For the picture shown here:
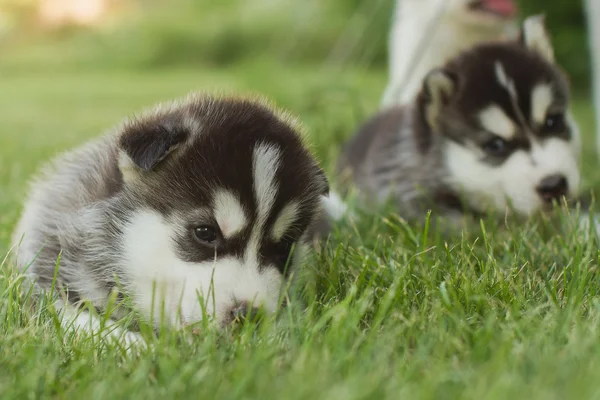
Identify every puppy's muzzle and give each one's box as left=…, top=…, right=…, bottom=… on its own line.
left=227, top=301, right=263, bottom=325
left=537, top=174, right=568, bottom=203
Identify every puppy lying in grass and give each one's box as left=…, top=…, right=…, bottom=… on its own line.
left=11, top=94, right=329, bottom=348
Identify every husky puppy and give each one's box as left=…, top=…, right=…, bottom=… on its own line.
left=381, top=0, right=518, bottom=108
left=11, top=94, right=329, bottom=345
left=335, top=16, right=580, bottom=226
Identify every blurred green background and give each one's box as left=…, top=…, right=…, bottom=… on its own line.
left=0, top=0, right=592, bottom=90
left=0, top=0, right=596, bottom=231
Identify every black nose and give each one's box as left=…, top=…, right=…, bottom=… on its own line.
left=229, top=301, right=261, bottom=324
left=536, top=174, right=568, bottom=203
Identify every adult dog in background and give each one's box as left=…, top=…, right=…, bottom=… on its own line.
left=381, top=0, right=518, bottom=108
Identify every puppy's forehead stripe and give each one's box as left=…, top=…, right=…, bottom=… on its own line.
left=478, top=105, right=516, bottom=139
left=245, top=142, right=282, bottom=265
left=494, top=61, right=510, bottom=92
left=213, top=189, right=247, bottom=238
left=252, top=143, right=282, bottom=219
left=494, top=62, right=517, bottom=100
left=531, top=83, right=553, bottom=125
left=493, top=60, right=532, bottom=129
left=271, top=201, right=299, bottom=241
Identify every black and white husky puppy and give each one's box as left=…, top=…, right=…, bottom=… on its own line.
left=381, top=0, right=518, bottom=108
left=11, top=94, right=329, bottom=344
left=334, top=16, right=581, bottom=226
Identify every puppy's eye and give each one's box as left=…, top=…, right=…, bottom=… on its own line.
left=482, top=137, right=509, bottom=157
left=542, top=113, right=565, bottom=133
left=193, top=226, right=217, bottom=243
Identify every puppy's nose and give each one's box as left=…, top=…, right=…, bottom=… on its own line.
left=229, top=301, right=261, bottom=324
left=537, top=174, right=568, bottom=203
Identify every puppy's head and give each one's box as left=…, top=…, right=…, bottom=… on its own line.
left=418, top=15, right=580, bottom=216
left=116, top=94, right=328, bottom=328
left=446, top=0, right=517, bottom=28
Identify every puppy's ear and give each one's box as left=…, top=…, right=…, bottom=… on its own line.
left=118, top=122, right=189, bottom=182
left=518, top=14, right=554, bottom=63
left=421, top=68, right=457, bottom=131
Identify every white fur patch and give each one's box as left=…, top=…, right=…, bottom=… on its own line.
left=252, top=143, right=281, bottom=220
left=494, top=61, right=530, bottom=127
left=495, top=62, right=517, bottom=100
left=321, top=192, right=349, bottom=221
left=271, top=201, right=299, bottom=241
left=121, top=210, right=283, bottom=328
left=248, top=143, right=282, bottom=262
left=478, top=105, right=516, bottom=139
left=213, top=189, right=247, bottom=238
left=531, top=84, right=554, bottom=125
left=57, top=301, right=145, bottom=353
left=445, top=136, right=580, bottom=216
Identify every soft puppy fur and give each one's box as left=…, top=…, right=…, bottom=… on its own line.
left=11, top=93, right=329, bottom=344
left=381, top=0, right=518, bottom=108
left=335, top=16, right=580, bottom=226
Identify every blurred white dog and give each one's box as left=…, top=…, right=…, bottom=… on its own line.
left=381, top=0, right=519, bottom=107
left=585, top=0, right=600, bottom=158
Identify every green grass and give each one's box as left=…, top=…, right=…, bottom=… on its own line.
left=2, top=58, right=600, bottom=399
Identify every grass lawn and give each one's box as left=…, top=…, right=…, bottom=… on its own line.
left=2, top=59, right=600, bottom=399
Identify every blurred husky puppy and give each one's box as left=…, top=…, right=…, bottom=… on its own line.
left=12, top=94, right=329, bottom=346
left=381, top=0, right=518, bottom=108
left=333, top=16, right=580, bottom=227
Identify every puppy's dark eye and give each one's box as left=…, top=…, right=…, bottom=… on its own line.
left=482, top=137, right=509, bottom=157
left=193, top=226, right=217, bottom=243
left=542, top=113, right=565, bottom=133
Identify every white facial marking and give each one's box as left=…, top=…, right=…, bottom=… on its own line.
left=495, top=61, right=509, bottom=89
left=531, top=83, right=554, bottom=125
left=252, top=143, right=281, bottom=219
left=495, top=61, right=517, bottom=100
left=247, top=143, right=282, bottom=261
left=478, top=105, right=516, bottom=139
left=494, top=61, right=532, bottom=128
left=445, top=136, right=580, bottom=216
left=213, top=189, right=247, bottom=238
left=121, top=210, right=283, bottom=328
left=271, top=201, right=299, bottom=241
